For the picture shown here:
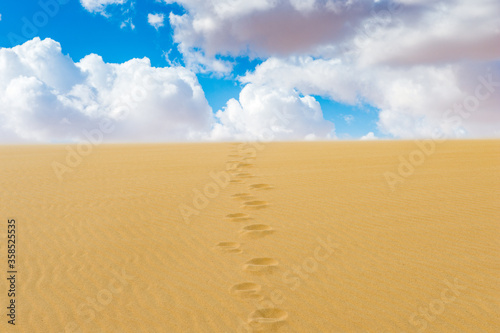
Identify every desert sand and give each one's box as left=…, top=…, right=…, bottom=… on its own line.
left=0, top=140, right=499, bottom=332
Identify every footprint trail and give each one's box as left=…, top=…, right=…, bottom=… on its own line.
left=216, top=143, right=288, bottom=330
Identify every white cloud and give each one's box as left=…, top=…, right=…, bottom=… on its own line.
left=0, top=38, right=338, bottom=143
left=164, top=0, right=373, bottom=72
left=80, top=0, right=128, bottom=14
left=120, top=17, right=135, bottom=29
left=160, top=0, right=500, bottom=139
left=0, top=13, right=2, bottom=21
left=165, top=0, right=500, bottom=69
left=210, top=83, right=335, bottom=141
left=148, top=13, right=165, bottom=30
left=3, top=0, right=500, bottom=142
left=352, top=0, right=500, bottom=67
left=242, top=57, right=360, bottom=105
left=360, top=132, right=377, bottom=140
left=344, top=115, right=354, bottom=124
left=239, top=55, right=500, bottom=139
left=0, top=38, right=213, bottom=142
left=289, top=0, right=317, bottom=12
left=168, top=12, right=233, bottom=74
left=165, top=0, right=373, bottom=55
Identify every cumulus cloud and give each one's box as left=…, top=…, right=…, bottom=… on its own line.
left=0, top=38, right=339, bottom=143
left=165, top=0, right=372, bottom=55
left=158, top=0, right=499, bottom=139
left=0, top=38, right=214, bottom=142
left=3, top=0, right=500, bottom=142
left=164, top=0, right=373, bottom=71
left=241, top=55, right=500, bottom=139
left=360, top=132, right=377, bottom=140
left=191, top=0, right=497, bottom=139
left=80, top=0, right=128, bottom=14
left=351, top=0, right=500, bottom=67
left=165, top=0, right=499, bottom=67
left=148, top=13, right=165, bottom=30
left=210, top=83, right=335, bottom=141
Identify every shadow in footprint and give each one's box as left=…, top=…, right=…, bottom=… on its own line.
left=238, top=163, right=254, bottom=168
left=239, top=224, right=275, bottom=239
left=230, top=282, right=263, bottom=301
left=215, top=242, right=242, bottom=254
left=248, top=308, right=288, bottom=332
left=225, top=213, right=252, bottom=222
left=235, top=172, right=254, bottom=178
left=249, top=184, right=273, bottom=191
left=231, top=193, right=256, bottom=201
left=242, top=200, right=269, bottom=210
left=243, top=258, right=279, bottom=274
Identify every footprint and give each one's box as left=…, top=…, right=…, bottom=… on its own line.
left=242, top=224, right=273, bottom=232
left=230, top=179, right=244, bottom=183
left=230, top=282, right=263, bottom=300
left=215, top=242, right=242, bottom=254
left=235, top=172, right=254, bottom=178
left=225, top=213, right=252, bottom=222
left=243, top=200, right=269, bottom=209
left=248, top=308, right=288, bottom=331
left=237, top=163, right=254, bottom=168
left=232, top=192, right=251, bottom=198
left=243, top=258, right=279, bottom=273
left=239, top=224, right=275, bottom=239
left=249, top=183, right=273, bottom=190
left=231, top=193, right=256, bottom=201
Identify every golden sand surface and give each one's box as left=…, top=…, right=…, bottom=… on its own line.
left=0, top=140, right=499, bottom=332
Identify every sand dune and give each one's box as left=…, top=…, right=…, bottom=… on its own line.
left=0, top=140, right=499, bottom=332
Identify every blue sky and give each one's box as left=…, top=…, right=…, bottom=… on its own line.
left=0, top=1, right=184, bottom=66
left=0, top=0, right=498, bottom=142
left=0, top=0, right=386, bottom=141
